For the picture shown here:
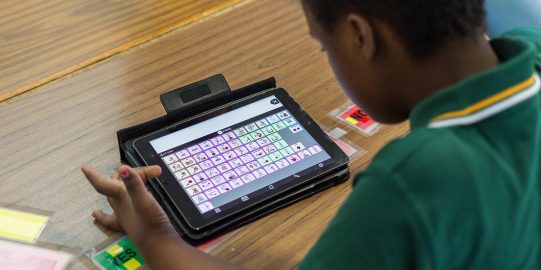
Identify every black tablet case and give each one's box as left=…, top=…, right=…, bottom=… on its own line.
left=117, top=75, right=350, bottom=245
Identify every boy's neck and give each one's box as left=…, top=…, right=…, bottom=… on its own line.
left=400, top=34, right=500, bottom=113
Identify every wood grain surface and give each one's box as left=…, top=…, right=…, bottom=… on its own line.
left=0, top=0, right=242, bottom=102
left=0, top=0, right=409, bottom=269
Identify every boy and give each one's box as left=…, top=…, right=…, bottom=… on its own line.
left=82, top=0, right=541, bottom=269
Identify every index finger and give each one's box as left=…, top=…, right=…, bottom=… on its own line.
left=82, top=166, right=124, bottom=198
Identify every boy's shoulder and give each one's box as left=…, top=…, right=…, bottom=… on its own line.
left=358, top=126, right=480, bottom=185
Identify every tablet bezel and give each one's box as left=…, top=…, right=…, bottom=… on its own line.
left=133, top=88, right=349, bottom=231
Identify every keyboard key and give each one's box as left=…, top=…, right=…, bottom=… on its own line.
left=186, top=185, right=202, bottom=196
left=256, top=137, right=271, bottom=147
left=250, top=130, right=265, bottom=140
left=253, top=169, right=268, bottom=179
left=163, top=154, right=178, bottom=164
left=174, top=170, right=190, bottom=180
left=239, top=154, right=255, bottom=163
left=181, top=157, right=196, bottom=167
left=200, top=160, right=214, bottom=170
left=205, top=168, right=221, bottom=178
left=240, top=173, right=256, bottom=183
left=188, top=145, right=202, bottom=155
left=217, top=163, right=232, bottom=173
left=283, top=117, right=298, bottom=126
left=230, top=178, right=245, bottom=188
left=262, top=126, right=276, bottom=135
left=269, top=151, right=284, bottom=162
left=264, top=164, right=279, bottom=174
left=239, top=135, right=254, bottom=144
left=262, top=145, right=278, bottom=154
left=234, top=127, right=248, bottom=137
left=273, top=140, right=288, bottom=150
left=280, top=147, right=296, bottom=157
left=223, top=171, right=238, bottom=181
left=205, top=148, right=220, bottom=158
left=277, top=110, right=291, bottom=119
left=245, top=142, right=260, bottom=151
left=298, top=149, right=312, bottom=159
left=175, top=150, right=190, bottom=160
left=234, top=166, right=250, bottom=176
left=186, top=165, right=202, bottom=175
left=223, top=151, right=238, bottom=161
left=210, top=176, right=226, bottom=186
left=234, top=146, right=249, bottom=156
left=168, top=162, right=184, bottom=172
left=198, top=180, right=214, bottom=191
left=205, top=188, right=220, bottom=199
left=275, top=159, right=290, bottom=169
left=286, top=154, right=301, bottom=164
left=222, top=132, right=237, bottom=141
left=217, top=183, right=233, bottom=194
left=228, top=139, right=243, bottom=149
left=289, top=125, right=303, bottom=133
left=258, top=156, right=273, bottom=166
left=217, top=144, right=231, bottom=153
left=266, top=114, right=281, bottom=124
left=246, top=161, right=261, bottom=171
left=197, top=202, right=214, bottom=213
left=229, top=158, right=244, bottom=168
left=192, top=173, right=208, bottom=182
left=244, top=123, right=258, bottom=132
left=252, top=149, right=266, bottom=158
left=193, top=152, right=209, bottom=162
left=199, top=140, right=214, bottom=150
left=211, top=155, right=226, bottom=166
left=255, top=119, right=270, bottom=128
left=291, top=142, right=306, bottom=152
left=192, top=193, right=208, bottom=204
left=272, top=121, right=287, bottom=131
left=309, top=145, right=323, bottom=154
left=268, top=133, right=282, bottom=142
left=179, top=177, right=196, bottom=188
left=211, top=136, right=225, bottom=146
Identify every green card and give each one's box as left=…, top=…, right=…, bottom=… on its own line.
left=93, top=236, right=145, bottom=270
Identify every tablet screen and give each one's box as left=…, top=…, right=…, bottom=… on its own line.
left=151, top=95, right=331, bottom=217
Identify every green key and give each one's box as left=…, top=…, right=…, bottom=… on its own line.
left=262, top=126, right=276, bottom=135
left=272, top=121, right=287, bottom=131
left=258, top=156, right=273, bottom=166
left=280, top=147, right=295, bottom=157
left=240, top=135, right=253, bottom=144
left=250, top=130, right=265, bottom=140
left=270, top=151, right=284, bottom=161
left=274, top=140, right=289, bottom=150
left=268, top=133, right=282, bottom=142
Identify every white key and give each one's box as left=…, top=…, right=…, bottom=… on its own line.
left=198, top=180, right=214, bottom=191
left=197, top=202, right=214, bottom=213
left=163, top=154, right=178, bottom=164
left=185, top=185, right=202, bottom=196
left=168, top=162, right=184, bottom=172
left=217, top=183, right=233, bottom=194
left=192, top=193, right=208, bottom=204
left=210, top=176, right=226, bottom=186
left=205, top=188, right=220, bottom=199
left=179, top=177, right=196, bottom=188
left=230, top=178, right=244, bottom=188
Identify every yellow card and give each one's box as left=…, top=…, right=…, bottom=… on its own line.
left=0, top=207, right=49, bottom=243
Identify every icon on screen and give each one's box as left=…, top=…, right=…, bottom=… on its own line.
left=270, top=99, right=280, bottom=105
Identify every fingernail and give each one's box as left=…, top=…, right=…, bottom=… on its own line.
left=120, top=170, right=129, bottom=178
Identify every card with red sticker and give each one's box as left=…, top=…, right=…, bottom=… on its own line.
left=331, top=104, right=381, bottom=135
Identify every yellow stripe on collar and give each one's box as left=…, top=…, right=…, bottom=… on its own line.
left=431, top=74, right=537, bottom=124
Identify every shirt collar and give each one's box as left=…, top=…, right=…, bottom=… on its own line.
left=409, top=36, right=540, bottom=130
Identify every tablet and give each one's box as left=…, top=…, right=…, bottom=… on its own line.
left=133, top=88, right=349, bottom=231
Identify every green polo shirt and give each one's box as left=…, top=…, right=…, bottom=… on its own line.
left=300, top=28, right=541, bottom=270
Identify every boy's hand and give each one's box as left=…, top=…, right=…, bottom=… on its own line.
left=82, top=165, right=178, bottom=248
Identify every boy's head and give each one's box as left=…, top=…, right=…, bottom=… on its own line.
left=301, top=0, right=488, bottom=123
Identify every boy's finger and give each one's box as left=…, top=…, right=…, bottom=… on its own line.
left=117, top=166, right=156, bottom=209
left=82, top=166, right=123, bottom=198
left=92, top=210, right=124, bottom=232
left=133, top=166, right=162, bottom=180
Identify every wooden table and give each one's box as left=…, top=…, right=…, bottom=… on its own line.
left=0, top=0, right=409, bottom=269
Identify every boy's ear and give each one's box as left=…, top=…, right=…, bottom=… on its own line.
left=346, top=14, right=377, bottom=62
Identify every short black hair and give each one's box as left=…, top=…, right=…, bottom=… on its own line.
left=303, top=0, right=487, bottom=59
